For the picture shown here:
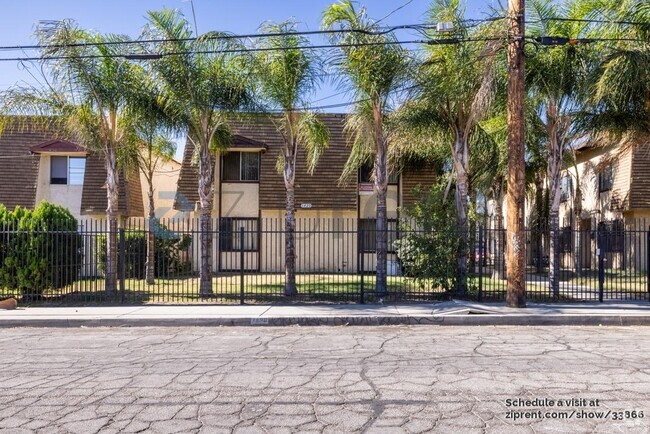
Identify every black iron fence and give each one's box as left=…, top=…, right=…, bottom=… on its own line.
left=1, top=217, right=649, bottom=304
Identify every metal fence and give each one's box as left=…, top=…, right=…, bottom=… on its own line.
left=1, top=217, right=649, bottom=304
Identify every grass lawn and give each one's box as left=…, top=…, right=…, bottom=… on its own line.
left=1, top=273, right=449, bottom=305
left=3, top=270, right=647, bottom=304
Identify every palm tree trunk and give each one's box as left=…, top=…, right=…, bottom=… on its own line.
left=373, top=106, right=388, bottom=298
left=574, top=211, right=582, bottom=277
left=105, top=145, right=119, bottom=298
left=468, top=188, right=477, bottom=273
left=452, top=133, right=469, bottom=297
left=534, top=174, right=544, bottom=274
left=492, top=180, right=505, bottom=280
left=547, top=101, right=562, bottom=298
left=454, top=166, right=469, bottom=297
left=549, top=208, right=560, bottom=298
left=284, top=174, right=297, bottom=296
left=146, top=182, right=155, bottom=285
left=573, top=171, right=583, bottom=277
left=198, top=144, right=214, bottom=297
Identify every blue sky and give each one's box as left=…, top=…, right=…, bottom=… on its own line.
left=0, top=0, right=501, bottom=158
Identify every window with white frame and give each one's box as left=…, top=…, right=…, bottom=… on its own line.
left=50, top=156, right=86, bottom=185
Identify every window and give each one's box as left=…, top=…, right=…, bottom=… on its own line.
left=599, top=164, right=614, bottom=192
left=358, top=219, right=398, bottom=253
left=560, top=176, right=572, bottom=202
left=50, top=156, right=86, bottom=185
left=598, top=219, right=624, bottom=253
left=222, top=152, right=260, bottom=182
left=359, top=163, right=399, bottom=184
left=219, top=218, right=259, bottom=251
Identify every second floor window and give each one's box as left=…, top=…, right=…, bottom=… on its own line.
left=50, top=156, right=86, bottom=185
left=560, top=176, right=572, bottom=202
left=599, top=164, right=614, bottom=192
left=222, top=152, right=260, bottom=182
left=359, top=163, right=399, bottom=184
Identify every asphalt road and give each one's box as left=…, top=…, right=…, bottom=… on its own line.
left=1, top=326, right=649, bottom=433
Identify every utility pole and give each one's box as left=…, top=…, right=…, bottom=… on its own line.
left=506, top=0, right=527, bottom=308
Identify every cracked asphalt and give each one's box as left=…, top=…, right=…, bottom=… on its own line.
left=1, top=326, right=649, bottom=433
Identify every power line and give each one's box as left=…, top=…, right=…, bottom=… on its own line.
left=534, top=17, right=650, bottom=27
left=376, top=0, right=415, bottom=25
left=0, top=37, right=503, bottom=63
left=0, top=24, right=437, bottom=53
left=0, top=18, right=506, bottom=53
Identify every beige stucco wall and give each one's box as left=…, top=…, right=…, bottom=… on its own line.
left=257, top=210, right=358, bottom=273
left=359, top=185, right=399, bottom=219
left=221, top=183, right=259, bottom=217
left=558, top=145, right=631, bottom=226
left=139, top=158, right=189, bottom=220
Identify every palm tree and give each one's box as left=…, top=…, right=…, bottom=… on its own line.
left=253, top=21, right=330, bottom=296
left=145, top=9, right=254, bottom=296
left=397, top=0, right=502, bottom=295
left=0, top=21, right=141, bottom=297
left=577, top=0, right=650, bottom=138
left=527, top=0, right=589, bottom=297
left=322, top=0, right=410, bottom=297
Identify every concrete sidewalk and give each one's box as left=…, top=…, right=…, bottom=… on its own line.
left=1, top=299, right=649, bottom=327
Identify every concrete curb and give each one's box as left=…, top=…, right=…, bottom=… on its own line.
left=1, top=314, right=650, bottom=328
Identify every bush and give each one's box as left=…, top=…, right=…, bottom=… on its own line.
left=395, top=183, right=460, bottom=293
left=98, top=223, right=192, bottom=279
left=0, top=202, right=83, bottom=297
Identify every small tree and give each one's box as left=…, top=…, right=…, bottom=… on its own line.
left=396, top=184, right=460, bottom=294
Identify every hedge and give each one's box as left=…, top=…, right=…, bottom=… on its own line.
left=98, top=224, right=192, bottom=279
left=0, top=202, right=83, bottom=297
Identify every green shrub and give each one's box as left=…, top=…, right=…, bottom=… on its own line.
left=0, top=202, right=83, bottom=297
left=395, top=183, right=461, bottom=293
left=98, top=223, right=192, bottom=279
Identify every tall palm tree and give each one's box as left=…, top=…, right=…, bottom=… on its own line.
left=122, top=64, right=177, bottom=285
left=397, top=0, right=502, bottom=295
left=0, top=21, right=141, bottom=298
left=253, top=21, right=330, bottom=296
left=322, top=0, right=410, bottom=297
left=577, top=0, right=650, bottom=138
left=145, top=9, right=254, bottom=296
left=526, top=0, right=589, bottom=297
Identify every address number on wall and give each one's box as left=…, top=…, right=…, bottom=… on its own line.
left=300, top=203, right=312, bottom=209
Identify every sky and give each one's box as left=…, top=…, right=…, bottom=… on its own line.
left=0, top=0, right=501, bottom=159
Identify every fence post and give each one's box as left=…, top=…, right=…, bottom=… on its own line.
left=119, top=227, right=125, bottom=304
left=359, top=228, right=365, bottom=304
left=598, top=226, right=604, bottom=303
left=647, top=227, right=650, bottom=299
left=478, top=226, right=483, bottom=302
left=240, top=226, right=245, bottom=305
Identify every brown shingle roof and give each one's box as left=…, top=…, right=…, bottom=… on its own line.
left=0, top=121, right=53, bottom=210
left=174, top=114, right=358, bottom=211
left=80, top=152, right=144, bottom=216
left=0, top=117, right=143, bottom=216
left=29, top=139, right=88, bottom=154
